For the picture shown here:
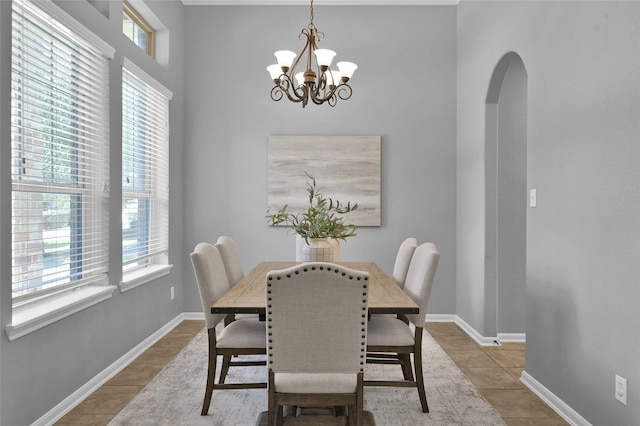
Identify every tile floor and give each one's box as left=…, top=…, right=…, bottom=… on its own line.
left=55, top=320, right=568, bottom=426
left=425, top=322, right=569, bottom=426
left=55, top=320, right=204, bottom=426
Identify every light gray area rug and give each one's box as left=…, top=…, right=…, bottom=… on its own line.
left=109, top=327, right=505, bottom=426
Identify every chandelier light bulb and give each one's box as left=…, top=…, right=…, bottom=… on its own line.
left=295, top=72, right=305, bottom=87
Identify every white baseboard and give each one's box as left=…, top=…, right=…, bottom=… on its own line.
left=427, top=315, right=526, bottom=345
left=425, top=314, right=457, bottom=322
left=521, top=371, right=592, bottom=426
left=182, top=311, right=205, bottom=321
left=33, top=313, right=193, bottom=426
left=453, top=315, right=501, bottom=346
left=497, top=332, right=526, bottom=343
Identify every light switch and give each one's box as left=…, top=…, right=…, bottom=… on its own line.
left=529, top=189, right=537, bottom=208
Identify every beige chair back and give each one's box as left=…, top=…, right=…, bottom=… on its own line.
left=190, top=243, right=230, bottom=329
left=215, top=236, right=244, bottom=286
left=266, top=262, right=368, bottom=374
left=404, top=243, right=440, bottom=326
left=392, top=237, right=418, bottom=288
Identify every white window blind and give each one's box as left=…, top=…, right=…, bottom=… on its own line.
left=122, top=60, right=171, bottom=271
left=11, top=0, right=112, bottom=302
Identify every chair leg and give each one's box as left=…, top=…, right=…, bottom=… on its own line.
left=276, top=406, right=284, bottom=426
left=268, top=371, right=276, bottom=426
left=400, top=353, right=414, bottom=381
left=202, top=328, right=217, bottom=415
left=219, top=354, right=232, bottom=384
left=414, top=327, right=429, bottom=413
left=356, top=372, right=364, bottom=426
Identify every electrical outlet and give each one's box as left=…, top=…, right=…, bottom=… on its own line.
left=170, top=286, right=175, bottom=300
left=615, top=375, right=627, bottom=405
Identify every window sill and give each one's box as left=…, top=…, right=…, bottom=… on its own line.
left=6, top=285, right=116, bottom=341
left=119, top=264, right=173, bottom=293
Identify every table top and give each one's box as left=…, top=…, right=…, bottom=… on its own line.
left=211, top=261, right=419, bottom=315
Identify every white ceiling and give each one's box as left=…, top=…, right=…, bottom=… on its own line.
left=181, top=0, right=459, bottom=5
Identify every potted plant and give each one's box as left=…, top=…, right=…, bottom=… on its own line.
left=266, top=172, right=358, bottom=261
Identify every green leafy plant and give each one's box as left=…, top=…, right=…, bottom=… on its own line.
left=266, top=172, right=359, bottom=244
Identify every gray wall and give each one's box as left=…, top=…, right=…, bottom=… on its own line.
left=457, top=1, right=640, bottom=424
left=182, top=5, right=458, bottom=314
left=0, top=1, right=186, bottom=425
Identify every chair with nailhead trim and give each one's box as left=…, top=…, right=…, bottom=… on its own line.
left=190, top=242, right=267, bottom=416
left=365, top=242, right=440, bottom=413
left=265, top=262, right=369, bottom=426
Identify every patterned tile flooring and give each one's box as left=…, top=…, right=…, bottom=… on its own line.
left=55, top=320, right=569, bottom=426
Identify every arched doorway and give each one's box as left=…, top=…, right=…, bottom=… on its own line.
left=485, top=52, right=528, bottom=340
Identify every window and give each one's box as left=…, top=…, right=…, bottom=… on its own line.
left=11, top=0, right=112, bottom=304
left=121, top=59, right=172, bottom=290
left=123, top=1, right=155, bottom=58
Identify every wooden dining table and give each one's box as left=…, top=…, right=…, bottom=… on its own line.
left=211, top=261, right=419, bottom=315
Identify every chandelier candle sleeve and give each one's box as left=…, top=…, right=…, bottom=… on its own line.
left=266, top=0, right=357, bottom=108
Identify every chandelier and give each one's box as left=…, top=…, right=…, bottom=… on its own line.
left=266, top=0, right=357, bottom=108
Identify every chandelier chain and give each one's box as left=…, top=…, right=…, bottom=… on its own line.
left=308, top=0, right=315, bottom=29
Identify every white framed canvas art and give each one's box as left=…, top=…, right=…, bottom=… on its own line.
left=268, top=135, right=381, bottom=226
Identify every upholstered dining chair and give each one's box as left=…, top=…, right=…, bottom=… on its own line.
left=295, top=235, right=341, bottom=261
left=215, top=236, right=244, bottom=286
left=369, top=237, right=417, bottom=322
left=190, top=242, right=267, bottom=416
left=266, top=263, right=369, bottom=426
left=392, top=237, right=418, bottom=288
left=365, top=242, right=440, bottom=413
left=215, top=235, right=259, bottom=323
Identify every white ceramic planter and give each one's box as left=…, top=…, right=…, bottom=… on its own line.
left=301, top=238, right=335, bottom=262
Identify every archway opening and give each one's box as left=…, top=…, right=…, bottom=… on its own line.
left=485, top=52, right=528, bottom=339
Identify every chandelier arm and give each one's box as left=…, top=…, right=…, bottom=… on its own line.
left=290, top=84, right=307, bottom=104
left=310, top=90, right=337, bottom=107
left=308, top=81, right=351, bottom=106
left=270, top=85, right=284, bottom=102
left=292, top=28, right=312, bottom=76
left=307, top=31, right=319, bottom=72
left=317, top=69, right=326, bottom=91
left=270, top=76, right=307, bottom=105
left=309, top=79, right=338, bottom=104
left=335, top=83, right=353, bottom=101
left=281, top=76, right=306, bottom=103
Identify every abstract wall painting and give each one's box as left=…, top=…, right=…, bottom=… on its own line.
left=268, top=135, right=381, bottom=226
